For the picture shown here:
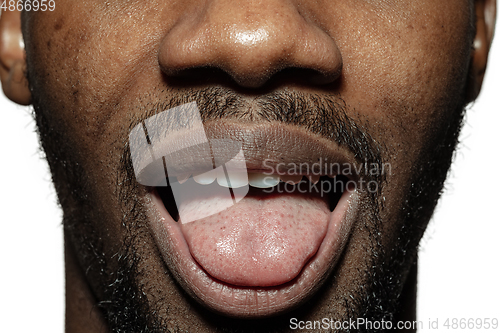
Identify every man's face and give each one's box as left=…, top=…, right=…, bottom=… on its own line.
left=1, top=0, right=494, bottom=331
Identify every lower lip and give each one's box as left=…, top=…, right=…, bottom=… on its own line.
left=146, top=185, right=358, bottom=318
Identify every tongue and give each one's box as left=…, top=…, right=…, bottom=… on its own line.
left=179, top=189, right=330, bottom=287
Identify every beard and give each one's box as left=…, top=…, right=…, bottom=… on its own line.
left=31, top=85, right=466, bottom=332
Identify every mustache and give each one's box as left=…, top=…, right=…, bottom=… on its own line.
left=132, top=87, right=384, bottom=167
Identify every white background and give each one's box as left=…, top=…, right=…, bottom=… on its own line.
left=1, top=24, right=499, bottom=333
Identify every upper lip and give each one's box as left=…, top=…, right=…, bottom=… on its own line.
left=133, top=120, right=361, bottom=185
left=204, top=121, right=359, bottom=175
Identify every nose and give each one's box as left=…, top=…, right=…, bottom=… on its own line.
left=158, top=0, right=342, bottom=88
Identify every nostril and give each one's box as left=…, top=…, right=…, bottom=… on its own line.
left=160, top=66, right=241, bottom=88
left=161, top=66, right=342, bottom=91
left=230, top=67, right=343, bottom=90
left=271, top=67, right=343, bottom=87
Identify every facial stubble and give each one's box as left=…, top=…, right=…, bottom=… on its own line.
left=31, top=85, right=466, bottom=332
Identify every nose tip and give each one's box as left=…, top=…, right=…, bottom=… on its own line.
left=158, top=1, right=342, bottom=88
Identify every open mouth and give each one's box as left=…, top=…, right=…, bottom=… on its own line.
left=137, top=121, right=360, bottom=317
left=155, top=174, right=350, bottom=288
left=148, top=168, right=357, bottom=317
left=157, top=174, right=349, bottom=223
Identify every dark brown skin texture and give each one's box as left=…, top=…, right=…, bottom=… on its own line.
left=0, top=0, right=496, bottom=332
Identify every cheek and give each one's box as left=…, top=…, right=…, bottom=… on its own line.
left=334, top=2, right=472, bottom=158
left=25, top=5, right=153, bottom=126
left=315, top=2, right=474, bottom=238
left=23, top=3, right=175, bottom=170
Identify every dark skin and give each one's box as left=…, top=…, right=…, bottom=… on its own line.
left=0, top=1, right=496, bottom=332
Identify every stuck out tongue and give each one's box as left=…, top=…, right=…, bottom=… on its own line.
left=179, top=189, right=330, bottom=287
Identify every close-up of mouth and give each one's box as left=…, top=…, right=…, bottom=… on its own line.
left=140, top=120, right=362, bottom=318
left=1, top=0, right=498, bottom=330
